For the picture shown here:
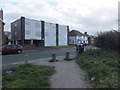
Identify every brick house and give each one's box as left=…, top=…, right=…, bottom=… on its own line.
left=0, top=9, right=5, bottom=46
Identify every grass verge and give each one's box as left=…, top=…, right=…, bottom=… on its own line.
left=2, top=63, right=55, bottom=88
left=76, top=49, right=119, bottom=88
left=46, top=45, right=75, bottom=48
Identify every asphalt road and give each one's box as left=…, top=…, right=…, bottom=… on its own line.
left=1, top=46, right=95, bottom=71
left=2, top=47, right=76, bottom=70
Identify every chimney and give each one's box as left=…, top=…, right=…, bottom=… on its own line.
left=0, top=9, right=3, bottom=20
left=84, top=32, right=87, bottom=35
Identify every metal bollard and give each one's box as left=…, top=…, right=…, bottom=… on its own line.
left=25, top=55, right=28, bottom=64
left=52, top=54, right=56, bottom=60
left=65, top=52, right=69, bottom=60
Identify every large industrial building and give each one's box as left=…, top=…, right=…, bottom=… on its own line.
left=11, top=17, right=69, bottom=47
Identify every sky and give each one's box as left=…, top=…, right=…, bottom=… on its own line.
left=0, top=0, right=119, bottom=35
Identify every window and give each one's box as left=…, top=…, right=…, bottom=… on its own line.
left=15, top=22, right=17, bottom=27
left=15, top=32, right=17, bottom=35
left=4, top=45, right=11, bottom=49
left=25, top=30, right=30, bottom=35
left=11, top=45, right=17, bottom=48
left=77, top=39, right=80, bottom=42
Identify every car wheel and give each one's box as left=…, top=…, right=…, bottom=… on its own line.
left=17, top=50, right=22, bottom=54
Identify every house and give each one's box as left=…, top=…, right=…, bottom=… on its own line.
left=11, top=17, right=69, bottom=47
left=88, top=35, right=95, bottom=45
left=4, top=31, right=12, bottom=44
left=0, top=9, right=5, bottom=45
left=84, top=32, right=89, bottom=45
left=69, top=30, right=89, bottom=45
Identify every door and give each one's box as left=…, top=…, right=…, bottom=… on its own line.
left=4, top=45, right=12, bottom=54
left=11, top=45, right=18, bottom=53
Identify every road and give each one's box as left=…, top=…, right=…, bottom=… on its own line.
left=2, top=47, right=76, bottom=71
left=1, top=46, right=95, bottom=71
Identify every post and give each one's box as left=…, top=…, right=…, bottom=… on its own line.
left=65, top=52, right=69, bottom=60
left=49, top=54, right=58, bottom=62
left=31, top=39, right=33, bottom=45
left=25, top=55, right=28, bottom=64
left=52, top=54, right=56, bottom=60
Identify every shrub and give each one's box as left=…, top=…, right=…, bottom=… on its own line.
left=95, top=30, right=119, bottom=52
left=77, top=49, right=119, bottom=88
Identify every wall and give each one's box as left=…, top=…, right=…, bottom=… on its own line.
left=44, top=22, right=56, bottom=46
left=59, top=25, right=68, bottom=46
left=76, top=36, right=84, bottom=44
left=69, top=36, right=76, bottom=45
left=11, top=19, right=22, bottom=40
left=69, top=36, right=85, bottom=45
left=25, top=18, right=41, bottom=40
left=0, top=9, right=4, bottom=45
left=0, top=21, right=3, bottom=45
left=84, top=36, right=88, bottom=44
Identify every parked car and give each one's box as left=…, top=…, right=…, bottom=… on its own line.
left=0, top=44, right=23, bottom=55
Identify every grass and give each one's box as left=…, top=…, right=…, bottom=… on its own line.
left=2, top=63, right=55, bottom=88
left=76, top=49, right=119, bottom=88
left=46, top=45, right=75, bottom=48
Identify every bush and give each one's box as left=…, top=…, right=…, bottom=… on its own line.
left=95, top=30, right=119, bottom=52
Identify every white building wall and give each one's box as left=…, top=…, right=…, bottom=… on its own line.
left=59, top=25, right=68, bottom=46
left=69, top=36, right=85, bottom=45
left=76, top=36, right=84, bottom=45
left=25, top=18, right=41, bottom=40
left=44, top=22, right=56, bottom=46
left=85, top=36, right=88, bottom=44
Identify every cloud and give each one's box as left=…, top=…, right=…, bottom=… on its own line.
left=0, top=0, right=118, bottom=35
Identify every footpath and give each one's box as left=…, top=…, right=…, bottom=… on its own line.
left=3, top=46, right=94, bottom=88
left=19, top=46, right=93, bottom=88
left=29, top=54, right=91, bottom=88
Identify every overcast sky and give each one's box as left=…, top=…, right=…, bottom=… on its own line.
left=0, top=0, right=119, bottom=35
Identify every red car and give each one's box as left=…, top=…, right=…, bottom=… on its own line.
left=0, top=44, right=23, bottom=55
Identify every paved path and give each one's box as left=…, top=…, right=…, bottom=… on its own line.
left=50, top=60, right=91, bottom=88
left=29, top=56, right=91, bottom=88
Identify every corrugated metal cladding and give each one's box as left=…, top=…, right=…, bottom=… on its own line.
left=44, top=22, right=56, bottom=46
left=25, top=18, right=41, bottom=40
left=24, top=18, right=69, bottom=46
left=59, top=25, right=68, bottom=46
left=11, top=17, right=69, bottom=46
